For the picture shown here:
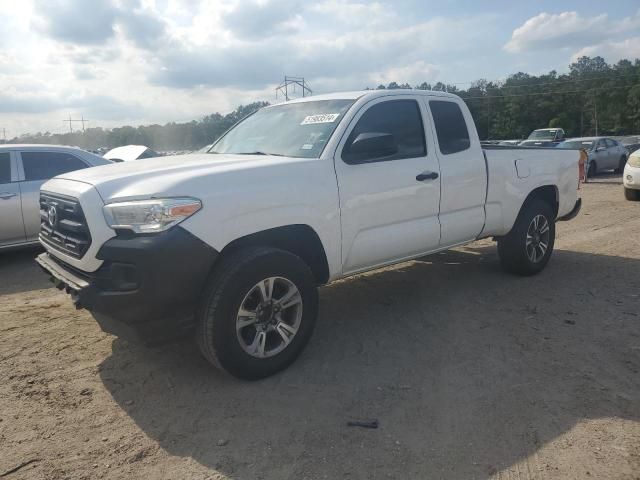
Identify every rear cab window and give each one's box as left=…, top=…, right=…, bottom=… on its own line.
left=429, top=100, right=471, bottom=155
left=0, top=152, right=11, bottom=184
left=20, top=151, right=88, bottom=181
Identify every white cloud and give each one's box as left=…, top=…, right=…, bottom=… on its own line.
left=504, top=10, right=640, bottom=53
left=572, top=37, right=640, bottom=63
left=371, top=61, right=441, bottom=87
left=1, top=0, right=638, bottom=138
left=505, top=12, right=609, bottom=53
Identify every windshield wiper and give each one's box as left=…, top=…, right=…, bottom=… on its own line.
left=233, top=151, right=286, bottom=157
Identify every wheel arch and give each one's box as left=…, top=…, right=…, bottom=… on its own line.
left=219, top=224, right=330, bottom=285
left=520, top=185, right=559, bottom=219
left=498, top=185, right=559, bottom=239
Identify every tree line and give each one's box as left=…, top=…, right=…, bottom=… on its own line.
left=7, top=102, right=269, bottom=152
left=8, top=56, right=640, bottom=150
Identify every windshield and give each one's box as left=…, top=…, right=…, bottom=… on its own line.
left=210, top=99, right=355, bottom=158
left=558, top=140, right=594, bottom=149
left=529, top=130, right=558, bottom=140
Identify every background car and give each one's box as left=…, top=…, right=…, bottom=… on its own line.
left=520, top=128, right=566, bottom=147
left=624, top=150, right=640, bottom=201
left=103, top=145, right=160, bottom=162
left=558, top=137, right=628, bottom=177
left=0, top=144, right=111, bottom=250
left=619, top=136, right=640, bottom=156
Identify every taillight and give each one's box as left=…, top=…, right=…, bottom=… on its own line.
left=578, top=149, right=587, bottom=187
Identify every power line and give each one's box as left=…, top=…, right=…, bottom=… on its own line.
left=449, top=70, right=640, bottom=88
left=461, top=83, right=640, bottom=100
left=276, top=76, right=312, bottom=101
left=62, top=114, right=88, bottom=133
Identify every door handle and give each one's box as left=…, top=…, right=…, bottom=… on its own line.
left=416, top=171, right=439, bottom=181
left=0, top=192, right=17, bottom=200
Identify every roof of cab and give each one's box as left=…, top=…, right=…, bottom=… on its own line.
left=273, top=89, right=461, bottom=106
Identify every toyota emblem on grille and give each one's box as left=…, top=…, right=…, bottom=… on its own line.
left=47, top=205, right=58, bottom=227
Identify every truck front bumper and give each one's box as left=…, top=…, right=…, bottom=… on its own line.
left=36, top=227, right=219, bottom=345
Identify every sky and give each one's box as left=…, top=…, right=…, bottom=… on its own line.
left=0, top=0, right=639, bottom=137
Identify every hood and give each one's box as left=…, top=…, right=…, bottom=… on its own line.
left=57, top=153, right=308, bottom=202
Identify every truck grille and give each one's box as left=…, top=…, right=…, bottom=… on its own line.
left=39, top=192, right=92, bottom=259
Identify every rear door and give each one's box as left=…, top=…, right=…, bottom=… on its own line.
left=334, top=95, right=442, bottom=274
left=0, top=151, right=26, bottom=247
left=17, top=150, right=90, bottom=241
left=605, top=139, right=620, bottom=169
left=426, top=98, right=487, bottom=246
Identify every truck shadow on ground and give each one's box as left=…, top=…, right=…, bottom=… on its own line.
left=99, top=246, right=639, bottom=479
left=0, top=247, right=49, bottom=296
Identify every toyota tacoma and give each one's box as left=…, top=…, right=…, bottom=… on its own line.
left=36, top=90, right=583, bottom=379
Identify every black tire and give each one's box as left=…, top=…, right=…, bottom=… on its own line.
left=625, top=187, right=640, bottom=201
left=614, top=156, right=627, bottom=174
left=497, top=199, right=556, bottom=276
left=587, top=161, right=597, bottom=178
left=196, top=246, right=318, bottom=380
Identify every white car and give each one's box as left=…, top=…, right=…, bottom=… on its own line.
left=103, top=145, right=160, bottom=162
left=623, top=150, right=640, bottom=201
left=0, top=145, right=110, bottom=250
left=36, top=90, right=582, bottom=379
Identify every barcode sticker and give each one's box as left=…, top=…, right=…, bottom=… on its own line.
left=301, top=113, right=340, bottom=125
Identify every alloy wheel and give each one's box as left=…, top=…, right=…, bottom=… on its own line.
left=236, top=277, right=303, bottom=358
left=525, top=214, right=550, bottom=263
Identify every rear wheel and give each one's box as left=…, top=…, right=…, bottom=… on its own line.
left=625, top=187, right=640, bottom=201
left=197, top=246, right=318, bottom=380
left=498, top=199, right=555, bottom=276
left=615, top=156, right=627, bottom=174
left=587, top=161, right=597, bottom=178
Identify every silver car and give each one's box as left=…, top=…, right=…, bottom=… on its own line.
left=558, top=137, right=628, bottom=178
left=0, top=145, right=110, bottom=250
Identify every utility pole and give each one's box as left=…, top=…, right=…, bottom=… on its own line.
left=63, top=114, right=88, bottom=133
left=276, top=76, right=312, bottom=101
left=64, top=114, right=73, bottom=133
left=487, top=96, right=491, bottom=140
left=594, top=99, right=598, bottom=136
left=1, top=128, right=6, bottom=143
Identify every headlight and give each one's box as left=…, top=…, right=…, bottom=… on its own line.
left=628, top=155, right=640, bottom=168
left=103, top=197, right=202, bottom=233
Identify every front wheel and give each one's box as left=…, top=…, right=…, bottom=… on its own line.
left=497, top=199, right=556, bottom=276
left=197, top=246, right=318, bottom=380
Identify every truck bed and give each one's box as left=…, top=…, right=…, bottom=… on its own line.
left=480, top=146, right=580, bottom=237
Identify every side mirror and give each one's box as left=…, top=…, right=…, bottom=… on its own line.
left=344, top=132, right=398, bottom=163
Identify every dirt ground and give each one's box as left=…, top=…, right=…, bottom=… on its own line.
left=1, top=175, right=639, bottom=480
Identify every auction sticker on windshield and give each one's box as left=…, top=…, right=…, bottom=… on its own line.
left=301, top=113, right=340, bottom=125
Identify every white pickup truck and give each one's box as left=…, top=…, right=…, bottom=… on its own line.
left=36, top=90, right=582, bottom=379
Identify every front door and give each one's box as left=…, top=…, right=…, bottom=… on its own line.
left=0, top=151, right=25, bottom=247
left=334, top=96, right=441, bottom=274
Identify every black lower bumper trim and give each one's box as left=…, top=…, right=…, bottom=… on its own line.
left=37, top=227, right=219, bottom=344
left=558, top=198, right=582, bottom=222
